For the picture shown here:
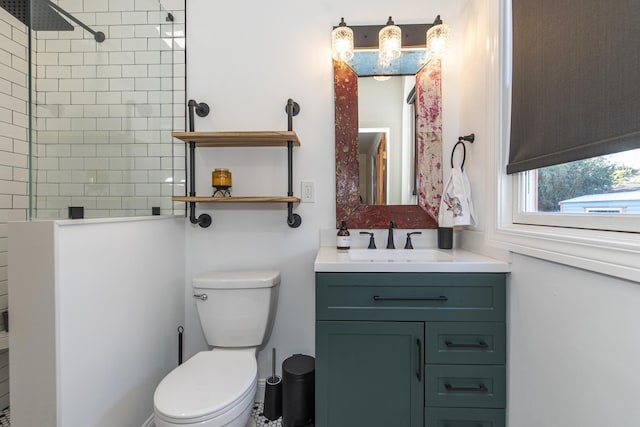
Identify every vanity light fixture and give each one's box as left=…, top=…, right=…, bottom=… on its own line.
left=332, top=15, right=449, bottom=70
left=426, top=15, right=450, bottom=59
left=378, top=16, right=402, bottom=65
left=331, top=17, right=354, bottom=62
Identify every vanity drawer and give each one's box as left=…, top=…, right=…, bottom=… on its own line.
left=425, top=365, right=506, bottom=408
left=316, top=273, right=506, bottom=322
left=425, top=408, right=505, bottom=427
left=425, top=322, right=506, bottom=365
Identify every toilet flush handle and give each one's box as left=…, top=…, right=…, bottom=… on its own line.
left=193, top=293, right=208, bottom=301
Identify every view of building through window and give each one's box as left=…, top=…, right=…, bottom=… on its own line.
left=525, top=148, right=640, bottom=214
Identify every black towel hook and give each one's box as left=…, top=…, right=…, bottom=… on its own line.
left=450, top=133, right=475, bottom=171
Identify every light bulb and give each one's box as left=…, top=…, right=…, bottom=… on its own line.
left=332, top=18, right=354, bottom=62
left=426, top=22, right=450, bottom=59
left=379, top=17, right=402, bottom=64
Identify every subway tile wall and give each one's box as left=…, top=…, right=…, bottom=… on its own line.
left=32, top=0, right=186, bottom=219
left=0, top=3, right=29, bottom=411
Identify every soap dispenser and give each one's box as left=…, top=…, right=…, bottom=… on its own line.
left=337, top=221, right=351, bottom=250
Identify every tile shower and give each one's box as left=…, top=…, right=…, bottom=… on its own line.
left=0, top=0, right=186, bottom=419
left=28, top=0, right=186, bottom=219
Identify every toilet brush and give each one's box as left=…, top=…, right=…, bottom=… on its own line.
left=263, top=348, right=282, bottom=421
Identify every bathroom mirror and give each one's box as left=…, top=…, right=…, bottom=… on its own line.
left=357, top=75, right=416, bottom=205
left=334, top=54, right=443, bottom=229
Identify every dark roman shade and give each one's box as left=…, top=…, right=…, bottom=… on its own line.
left=507, top=0, right=640, bottom=174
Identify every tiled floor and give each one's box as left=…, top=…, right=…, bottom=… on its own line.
left=2, top=403, right=289, bottom=427
left=250, top=402, right=283, bottom=426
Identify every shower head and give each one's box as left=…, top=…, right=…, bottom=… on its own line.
left=0, top=0, right=105, bottom=42
left=0, top=0, right=73, bottom=31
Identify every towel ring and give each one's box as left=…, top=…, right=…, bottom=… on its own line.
left=450, top=133, right=475, bottom=171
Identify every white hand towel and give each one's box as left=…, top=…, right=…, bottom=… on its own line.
left=438, top=167, right=476, bottom=227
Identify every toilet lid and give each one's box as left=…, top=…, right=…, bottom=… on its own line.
left=154, top=349, right=257, bottom=422
left=192, top=270, right=281, bottom=289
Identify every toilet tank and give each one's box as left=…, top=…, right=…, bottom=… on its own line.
left=192, top=270, right=280, bottom=348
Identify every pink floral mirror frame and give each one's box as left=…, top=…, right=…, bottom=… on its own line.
left=334, top=59, right=443, bottom=229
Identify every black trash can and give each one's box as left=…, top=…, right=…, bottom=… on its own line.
left=282, top=354, right=315, bottom=427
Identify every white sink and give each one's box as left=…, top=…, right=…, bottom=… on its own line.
left=348, top=248, right=453, bottom=262
left=313, top=246, right=510, bottom=273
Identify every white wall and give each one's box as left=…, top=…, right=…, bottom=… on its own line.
left=184, top=0, right=465, bottom=380
left=8, top=222, right=56, bottom=426
left=9, top=217, right=185, bottom=427
left=507, top=254, right=640, bottom=426
left=456, top=1, right=640, bottom=426
left=456, top=0, right=498, bottom=236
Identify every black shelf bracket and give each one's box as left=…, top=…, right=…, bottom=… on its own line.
left=285, top=99, right=302, bottom=228
left=186, top=100, right=212, bottom=228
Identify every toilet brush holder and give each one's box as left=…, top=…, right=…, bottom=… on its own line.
left=263, top=348, right=282, bottom=421
left=263, top=375, right=282, bottom=420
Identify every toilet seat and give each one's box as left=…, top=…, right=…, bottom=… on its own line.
left=154, top=349, right=257, bottom=425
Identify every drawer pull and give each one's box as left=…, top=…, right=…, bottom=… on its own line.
left=444, top=340, right=489, bottom=349
left=416, top=338, right=423, bottom=381
left=372, top=295, right=448, bottom=302
left=444, top=383, right=489, bottom=393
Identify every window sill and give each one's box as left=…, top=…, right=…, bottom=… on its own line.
left=490, top=223, right=640, bottom=283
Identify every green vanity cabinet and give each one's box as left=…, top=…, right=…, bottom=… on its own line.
left=315, top=272, right=507, bottom=427
left=316, top=321, right=424, bottom=427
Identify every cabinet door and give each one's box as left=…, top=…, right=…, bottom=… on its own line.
left=316, top=321, right=424, bottom=427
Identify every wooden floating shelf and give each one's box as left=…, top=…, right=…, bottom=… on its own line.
left=173, top=196, right=301, bottom=203
left=171, top=131, right=301, bottom=147
left=176, top=99, right=303, bottom=228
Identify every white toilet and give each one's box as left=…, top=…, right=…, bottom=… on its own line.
left=153, top=270, right=280, bottom=427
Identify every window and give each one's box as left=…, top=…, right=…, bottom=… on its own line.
left=516, top=148, right=640, bottom=224
left=509, top=0, right=640, bottom=234
left=514, top=147, right=640, bottom=233
left=493, top=0, right=640, bottom=282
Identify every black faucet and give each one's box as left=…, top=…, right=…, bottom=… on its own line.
left=404, top=231, right=422, bottom=249
left=386, top=221, right=397, bottom=249
left=360, top=231, right=377, bottom=249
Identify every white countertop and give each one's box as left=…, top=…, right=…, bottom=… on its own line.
left=314, top=246, right=510, bottom=273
